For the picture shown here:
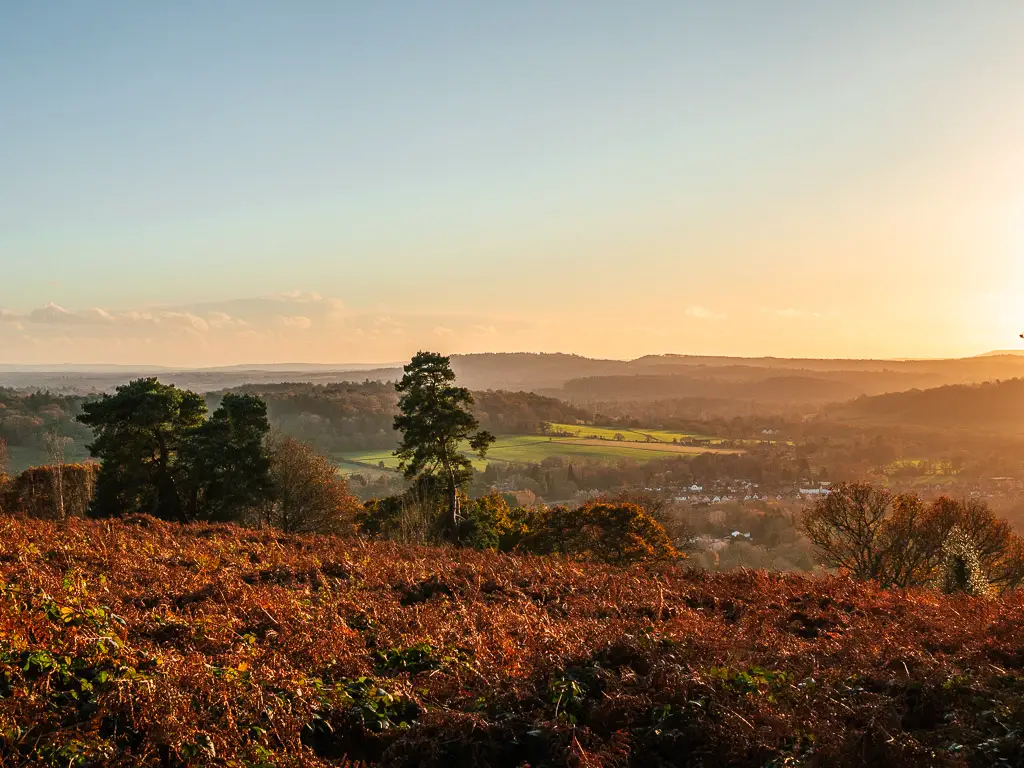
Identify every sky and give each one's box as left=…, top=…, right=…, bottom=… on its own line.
left=2, top=1, right=1023, bottom=366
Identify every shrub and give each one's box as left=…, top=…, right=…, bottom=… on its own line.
left=597, top=489, right=697, bottom=552
left=578, top=501, right=681, bottom=565
left=523, top=501, right=680, bottom=565
left=936, top=525, right=991, bottom=597
left=1, top=464, right=99, bottom=519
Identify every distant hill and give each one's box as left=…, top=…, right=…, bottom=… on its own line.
left=558, top=367, right=948, bottom=404
left=6, top=352, right=1024, bottom=401
left=560, top=373, right=862, bottom=404
left=196, top=362, right=403, bottom=372
left=822, top=378, right=1024, bottom=435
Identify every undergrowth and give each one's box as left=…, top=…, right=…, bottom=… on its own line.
left=0, top=515, right=1022, bottom=766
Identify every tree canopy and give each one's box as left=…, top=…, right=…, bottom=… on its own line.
left=393, top=351, right=495, bottom=538
left=801, top=482, right=1024, bottom=591
left=77, top=379, right=272, bottom=522
left=261, top=436, right=361, bottom=534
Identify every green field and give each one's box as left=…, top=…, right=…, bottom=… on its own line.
left=546, top=423, right=720, bottom=444
left=547, top=423, right=787, bottom=447
left=338, top=431, right=744, bottom=474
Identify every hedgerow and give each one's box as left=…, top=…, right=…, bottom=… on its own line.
left=0, top=515, right=1022, bottom=766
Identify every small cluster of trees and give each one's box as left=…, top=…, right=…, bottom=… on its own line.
left=78, top=379, right=272, bottom=522
left=802, top=482, right=1024, bottom=594
left=30, top=378, right=363, bottom=534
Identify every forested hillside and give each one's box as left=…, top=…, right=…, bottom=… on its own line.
left=821, top=379, right=1024, bottom=435
left=560, top=373, right=861, bottom=404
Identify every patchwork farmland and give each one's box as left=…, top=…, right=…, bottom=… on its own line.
left=337, top=424, right=744, bottom=474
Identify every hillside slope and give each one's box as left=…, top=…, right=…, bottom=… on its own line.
left=823, top=378, right=1024, bottom=435
left=1, top=517, right=1022, bottom=766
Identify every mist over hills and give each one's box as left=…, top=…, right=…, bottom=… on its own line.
left=4, top=352, right=1024, bottom=404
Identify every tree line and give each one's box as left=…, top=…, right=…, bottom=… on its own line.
left=212, top=381, right=589, bottom=455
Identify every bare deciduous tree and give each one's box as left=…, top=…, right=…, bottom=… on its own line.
left=802, top=483, right=1024, bottom=591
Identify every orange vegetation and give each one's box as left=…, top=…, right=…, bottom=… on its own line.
left=0, top=515, right=1022, bottom=766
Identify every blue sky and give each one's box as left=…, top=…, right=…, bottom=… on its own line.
left=2, top=2, right=1023, bottom=364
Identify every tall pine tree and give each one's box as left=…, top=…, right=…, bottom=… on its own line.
left=393, top=352, right=494, bottom=539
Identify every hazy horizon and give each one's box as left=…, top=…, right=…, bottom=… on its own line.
left=3, top=2, right=1023, bottom=365
left=3, top=348, right=1024, bottom=373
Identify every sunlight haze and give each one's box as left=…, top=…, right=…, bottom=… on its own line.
left=2, top=1, right=1023, bottom=365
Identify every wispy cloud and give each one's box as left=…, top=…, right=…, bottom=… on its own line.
left=0, top=293, right=531, bottom=365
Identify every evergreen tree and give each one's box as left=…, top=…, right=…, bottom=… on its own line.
left=393, top=351, right=494, bottom=539
left=78, top=378, right=206, bottom=519
left=184, top=393, right=272, bottom=522
left=78, top=379, right=272, bottom=522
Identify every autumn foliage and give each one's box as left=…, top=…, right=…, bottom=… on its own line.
left=260, top=436, right=362, bottom=535
left=801, top=482, right=1024, bottom=591
left=0, top=463, right=99, bottom=520
left=1, top=515, right=1023, bottom=766
left=359, top=494, right=680, bottom=565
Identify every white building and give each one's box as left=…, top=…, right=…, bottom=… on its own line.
left=799, top=488, right=830, bottom=496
